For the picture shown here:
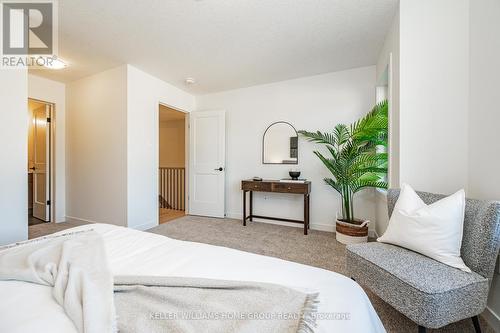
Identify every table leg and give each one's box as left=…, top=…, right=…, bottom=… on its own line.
left=303, top=194, right=308, bottom=235
left=243, top=190, right=247, bottom=226
left=249, top=191, right=253, bottom=221
left=307, top=194, right=310, bottom=230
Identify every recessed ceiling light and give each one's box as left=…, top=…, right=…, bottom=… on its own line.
left=185, top=77, right=196, bottom=85
left=44, top=58, right=67, bottom=70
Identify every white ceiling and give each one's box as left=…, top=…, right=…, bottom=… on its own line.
left=31, top=0, right=398, bottom=94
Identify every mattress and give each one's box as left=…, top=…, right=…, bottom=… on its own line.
left=0, top=223, right=385, bottom=333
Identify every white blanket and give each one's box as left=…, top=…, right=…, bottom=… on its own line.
left=0, top=230, right=115, bottom=333
left=0, top=223, right=385, bottom=333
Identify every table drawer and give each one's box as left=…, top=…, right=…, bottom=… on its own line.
left=242, top=181, right=272, bottom=192
left=272, top=182, right=308, bottom=194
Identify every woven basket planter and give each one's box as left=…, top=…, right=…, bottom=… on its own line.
left=335, top=218, right=369, bottom=245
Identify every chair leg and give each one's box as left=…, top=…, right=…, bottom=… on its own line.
left=471, top=315, right=481, bottom=333
left=418, top=325, right=426, bottom=333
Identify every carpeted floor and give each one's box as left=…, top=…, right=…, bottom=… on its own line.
left=29, top=216, right=493, bottom=333
left=29, top=220, right=91, bottom=239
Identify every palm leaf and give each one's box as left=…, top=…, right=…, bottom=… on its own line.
left=299, top=100, right=389, bottom=222
left=298, top=130, right=337, bottom=146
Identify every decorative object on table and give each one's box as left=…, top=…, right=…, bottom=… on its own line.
left=252, top=177, right=263, bottom=181
left=299, top=100, right=388, bottom=244
left=279, top=178, right=306, bottom=183
left=262, top=121, right=298, bottom=164
left=289, top=170, right=301, bottom=180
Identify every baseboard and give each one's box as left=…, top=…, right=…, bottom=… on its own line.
left=65, top=215, right=100, bottom=224
left=226, top=212, right=378, bottom=237
left=131, top=220, right=157, bottom=231
left=224, top=212, right=245, bottom=220
left=311, top=223, right=335, bottom=232
left=66, top=215, right=130, bottom=228
left=226, top=212, right=330, bottom=231
left=66, top=215, right=157, bottom=231
left=483, top=306, right=500, bottom=333
left=55, top=216, right=66, bottom=223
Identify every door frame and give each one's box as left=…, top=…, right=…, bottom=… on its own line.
left=157, top=102, right=190, bottom=214
left=28, top=98, right=56, bottom=223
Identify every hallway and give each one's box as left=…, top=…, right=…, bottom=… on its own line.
left=159, top=208, right=185, bottom=224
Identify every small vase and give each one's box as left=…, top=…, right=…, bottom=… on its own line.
left=289, top=170, right=301, bottom=180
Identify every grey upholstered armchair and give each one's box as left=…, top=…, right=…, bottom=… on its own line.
left=346, top=189, right=500, bottom=333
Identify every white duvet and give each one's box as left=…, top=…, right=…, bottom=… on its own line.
left=0, top=223, right=385, bottom=333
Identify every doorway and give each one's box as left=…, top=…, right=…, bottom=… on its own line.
left=188, top=110, right=226, bottom=218
left=158, top=104, right=187, bottom=223
left=28, top=99, right=53, bottom=226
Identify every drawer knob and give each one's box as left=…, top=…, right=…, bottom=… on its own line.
left=287, top=187, right=291, bottom=190
left=254, top=185, right=258, bottom=188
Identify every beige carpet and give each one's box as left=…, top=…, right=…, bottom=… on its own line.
left=29, top=216, right=493, bottom=333
left=29, top=220, right=91, bottom=239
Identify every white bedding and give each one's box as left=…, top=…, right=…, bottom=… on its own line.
left=0, top=223, right=385, bottom=333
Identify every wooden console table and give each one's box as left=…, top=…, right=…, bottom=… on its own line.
left=241, top=179, right=311, bottom=235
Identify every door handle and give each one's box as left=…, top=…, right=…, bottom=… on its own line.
left=214, top=167, right=224, bottom=171
left=29, top=167, right=36, bottom=171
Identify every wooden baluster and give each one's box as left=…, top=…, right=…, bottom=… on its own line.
left=174, top=169, right=178, bottom=210
left=177, top=169, right=181, bottom=210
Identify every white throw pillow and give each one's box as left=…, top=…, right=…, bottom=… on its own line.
left=377, top=183, right=471, bottom=272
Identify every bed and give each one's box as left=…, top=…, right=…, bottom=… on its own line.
left=0, top=223, right=385, bottom=333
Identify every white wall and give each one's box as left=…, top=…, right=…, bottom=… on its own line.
left=28, top=74, right=66, bottom=223
left=0, top=69, right=28, bottom=245
left=374, top=9, right=400, bottom=236
left=126, top=65, right=195, bottom=230
left=197, top=66, right=377, bottom=232
left=65, top=64, right=194, bottom=230
left=376, top=0, right=471, bottom=233
left=399, top=0, right=470, bottom=194
left=159, top=119, right=185, bottom=168
left=66, top=65, right=128, bottom=226
left=376, top=9, right=400, bottom=191
left=468, top=0, right=500, bottom=329
left=375, top=0, right=499, bottom=327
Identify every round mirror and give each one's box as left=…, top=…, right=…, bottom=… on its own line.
left=262, top=121, right=298, bottom=164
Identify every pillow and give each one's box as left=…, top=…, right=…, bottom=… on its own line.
left=377, top=183, right=471, bottom=272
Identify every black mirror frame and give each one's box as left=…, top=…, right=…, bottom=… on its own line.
left=262, top=121, right=299, bottom=165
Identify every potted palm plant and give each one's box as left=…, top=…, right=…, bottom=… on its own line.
left=299, top=101, right=388, bottom=244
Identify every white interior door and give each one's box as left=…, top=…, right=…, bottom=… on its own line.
left=32, top=104, right=50, bottom=221
left=189, top=110, right=225, bottom=218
